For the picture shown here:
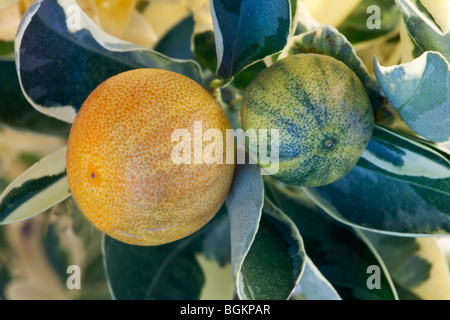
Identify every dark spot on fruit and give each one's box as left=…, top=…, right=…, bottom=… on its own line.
left=321, top=137, right=337, bottom=151
left=91, top=173, right=95, bottom=179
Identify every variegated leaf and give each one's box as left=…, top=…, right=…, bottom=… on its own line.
left=211, top=0, right=291, bottom=80
left=266, top=182, right=398, bottom=300
left=103, top=209, right=234, bottom=300
left=225, top=161, right=264, bottom=299
left=374, top=51, right=450, bottom=142
left=238, top=197, right=305, bottom=300
left=306, top=126, right=450, bottom=236
left=0, top=60, right=70, bottom=136
left=337, top=0, right=401, bottom=44
left=15, top=0, right=203, bottom=124
left=396, top=0, right=450, bottom=61
left=0, top=147, right=70, bottom=224
left=298, top=256, right=341, bottom=300
left=366, top=232, right=450, bottom=300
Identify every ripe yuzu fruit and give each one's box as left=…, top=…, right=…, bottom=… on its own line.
left=66, top=69, right=235, bottom=246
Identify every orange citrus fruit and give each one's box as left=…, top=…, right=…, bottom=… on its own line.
left=66, top=69, right=235, bottom=246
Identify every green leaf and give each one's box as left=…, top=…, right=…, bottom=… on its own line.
left=298, top=256, right=342, bottom=300
left=0, top=60, right=71, bottom=136
left=0, top=147, right=70, bottom=224
left=68, top=199, right=111, bottom=300
left=365, top=232, right=450, bottom=299
left=103, top=209, right=234, bottom=300
left=289, top=0, right=297, bottom=24
left=43, top=219, right=72, bottom=283
left=193, top=30, right=217, bottom=73
left=193, top=31, right=267, bottom=90
left=337, top=0, right=401, bottom=44
left=211, top=0, right=291, bottom=80
left=0, top=260, right=11, bottom=300
left=0, top=41, right=14, bottom=60
left=225, top=161, right=264, bottom=300
left=136, top=0, right=149, bottom=13
left=15, top=0, right=203, bottom=124
left=230, top=61, right=266, bottom=91
left=239, top=197, right=305, bottom=300
left=266, top=182, right=398, bottom=300
left=374, top=51, right=450, bottom=142
left=283, top=24, right=387, bottom=112
left=396, top=0, right=450, bottom=61
left=154, top=14, right=195, bottom=60
left=360, top=126, right=450, bottom=194
left=305, top=126, right=450, bottom=236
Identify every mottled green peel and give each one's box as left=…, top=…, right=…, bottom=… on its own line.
left=241, top=53, right=374, bottom=187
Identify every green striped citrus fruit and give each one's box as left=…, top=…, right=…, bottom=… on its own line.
left=240, top=53, right=374, bottom=187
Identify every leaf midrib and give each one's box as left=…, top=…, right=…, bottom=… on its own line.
left=397, top=62, right=426, bottom=112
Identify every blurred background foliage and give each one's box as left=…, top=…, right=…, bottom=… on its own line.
left=0, top=0, right=448, bottom=300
